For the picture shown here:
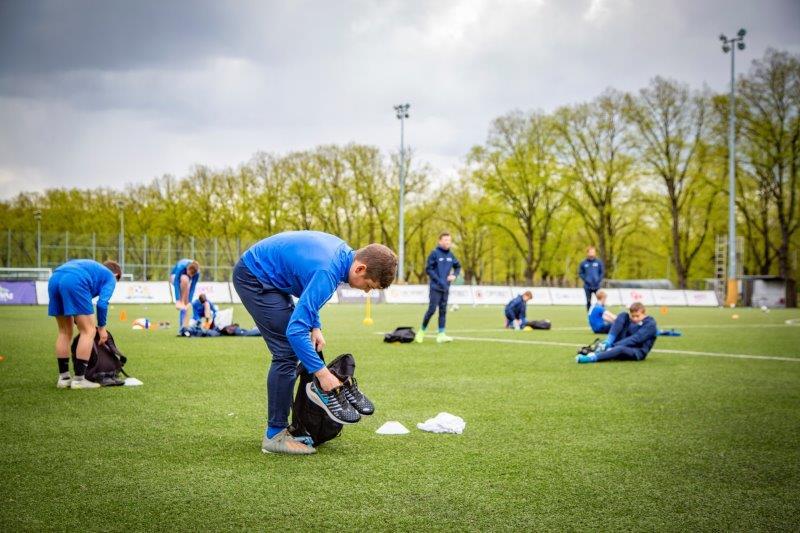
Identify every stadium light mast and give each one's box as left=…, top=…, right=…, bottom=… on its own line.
left=33, top=209, right=42, bottom=268
left=116, top=199, right=125, bottom=274
left=720, top=28, right=746, bottom=306
left=394, top=103, right=410, bottom=282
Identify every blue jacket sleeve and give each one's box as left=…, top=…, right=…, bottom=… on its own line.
left=615, top=320, right=658, bottom=348
left=285, top=270, right=339, bottom=374
left=598, top=260, right=605, bottom=282
left=425, top=252, right=442, bottom=288
left=95, top=275, right=116, bottom=327
left=452, top=254, right=462, bottom=278
left=578, top=261, right=587, bottom=283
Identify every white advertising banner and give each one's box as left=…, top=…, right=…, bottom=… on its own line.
left=619, top=288, right=656, bottom=306
left=110, top=282, right=173, bottom=304
left=652, top=289, right=688, bottom=306
left=383, top=285, right=429, bottom=304
left=684, top=290, right=719, bottom=307
left=449, top=285, right=475, bottom=305
left=600, top=288, right=623, bottom=307
left=230, top=283, right=242, bottom=304
left=472, top=285, right=513, bottom=305
left=193, top=282, right=233, bottom=304
left=549, top=288, right=585, bottom=305
left=35, top=281, right=50, bottom=305
left=518, top=287, right=553, bottom=306
left=337, top=286, right=381, bottom=303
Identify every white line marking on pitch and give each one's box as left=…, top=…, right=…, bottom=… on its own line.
left=446, top=335, right=800, bottom=362
left=446, top=324, right=797, bottom=333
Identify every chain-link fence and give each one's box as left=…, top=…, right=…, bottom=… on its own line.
left=2, top=229, right=256, bottom=282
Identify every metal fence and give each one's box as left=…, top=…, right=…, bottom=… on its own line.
left=2, top=229, right=254, bottom=282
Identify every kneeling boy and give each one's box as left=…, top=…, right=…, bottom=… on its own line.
left=504, top=291, right=532, bottom=329
left=577, top=302, right=656, bottom=363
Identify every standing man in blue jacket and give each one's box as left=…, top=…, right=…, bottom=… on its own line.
left=232, top=231, right=397, bottom=455
left=578, top=246, right=604, bottom=310
left=576, top=302, right=657, bottom=363
left=170, top=258, right=200, bottom=330
left=415, top=232, right=461, bottom=344
left=48, top=259, right=122, bottom=389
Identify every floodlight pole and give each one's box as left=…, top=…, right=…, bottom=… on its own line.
left=116, top=200, right=125, bottom=274
left=33, top=210, right=42, bottom=268
left=394, top=103, right=410, bottom=282
left=720, top=29, right=746, bottom=306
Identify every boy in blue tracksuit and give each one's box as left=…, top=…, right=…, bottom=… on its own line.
left=587, top=289, right=617, bottom=334
left=171, top=258, right=200, bottom=329
left=233, top=231, right=397, bottom=455
left=577, top=302, right=657, bottom=363
left=505, top=291, right=532, bottom=329
left=48, top=259, right=122, bottom=389
left=415, top=232, right=461, bottom=344
left=191, top=293, right=218, bottom=327
left=578, top=246, right=604, bottom=310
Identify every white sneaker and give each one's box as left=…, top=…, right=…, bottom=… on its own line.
left=56, top=376, right=72, bottom=389
left=436, top=333, right=453, bottom=343
left=71, top=378, right=101, bottom=389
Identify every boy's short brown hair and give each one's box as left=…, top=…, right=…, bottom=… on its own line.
left=187, top=261, right=200, bottom=276
left=103, top=260, right=122, bottom=280
left=355, top=244, right=398, bottom=289
left=629, top=302, right=646, bottom=313
left=438, top=232, right=451, bottom=240
left=596, top=289, right=607, bottom=300
left=523, top=290, right=533, bottom=298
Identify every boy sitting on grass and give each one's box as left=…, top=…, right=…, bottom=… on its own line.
left=577, top=302, right=656, bottom=363
left=587, top=289, right=617, bottom=334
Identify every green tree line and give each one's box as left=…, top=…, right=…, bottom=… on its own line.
left=1, top=49, right=797, bottom=291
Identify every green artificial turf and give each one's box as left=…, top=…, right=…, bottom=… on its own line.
left=1, top=303, right=799, bottom=531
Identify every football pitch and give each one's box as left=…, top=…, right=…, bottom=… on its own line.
left=1, top=303, right=799, bottom=530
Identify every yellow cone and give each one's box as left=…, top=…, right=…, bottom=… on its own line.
left=119, top=310, right=127, bottom=321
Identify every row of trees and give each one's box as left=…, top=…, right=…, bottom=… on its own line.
left=1, top=49, right=797, bottom=290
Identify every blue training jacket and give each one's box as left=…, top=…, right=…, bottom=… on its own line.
left=588, top=304, right=607, bottom=332
left=192, top=299, right=218, bottom=321
left=54, top=259, right=117, bottom=327
left=240, top=231, right=355, bottom=374
left=426, top=246, right=461, bottom=292
left=504, top=295, right=527, bottom=321
left=613, top=315, right=658, bottom=355
left=578, top=257, right=604, bottom=289
left=172, top=259, right=200, bottom=301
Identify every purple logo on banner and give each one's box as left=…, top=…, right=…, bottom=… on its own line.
left=0, top=281, right=38, bottom=305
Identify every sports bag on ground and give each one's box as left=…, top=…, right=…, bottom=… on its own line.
left=523, top=320, right=552, bottom=330
left=383, top=326, right=416, bottom=343
left=70, top=330, right=128, bottom=386
left=289, top=353, right=356, bottom=447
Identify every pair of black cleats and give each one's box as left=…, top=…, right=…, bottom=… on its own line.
left=306, top=376, right=374, bottom=425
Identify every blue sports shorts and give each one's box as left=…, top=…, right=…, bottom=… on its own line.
left=48, top=270, right=94, bottom=317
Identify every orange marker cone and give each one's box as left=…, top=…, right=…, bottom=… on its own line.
left=660, top=306, right=668, bottom=315
left=119, top=309, right=128, bottom=321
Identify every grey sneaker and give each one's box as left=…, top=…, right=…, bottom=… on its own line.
left=261, top=429, right=316, bottom=455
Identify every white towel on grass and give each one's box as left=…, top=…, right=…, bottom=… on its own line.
left=416, top=412, right=465, bottom=434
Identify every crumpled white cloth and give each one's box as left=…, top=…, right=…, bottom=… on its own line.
left=416, top=412, right=466, bottom=434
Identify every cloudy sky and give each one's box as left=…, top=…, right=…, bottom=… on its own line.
left=1, top=0, right=798, bottom=198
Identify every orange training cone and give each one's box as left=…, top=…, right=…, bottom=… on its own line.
left=119, top=309, right=128, bottom=321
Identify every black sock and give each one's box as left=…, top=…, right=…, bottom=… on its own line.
left=74, top=359, right=88, bottom=377
left=57, top=358, right=70, bottom=374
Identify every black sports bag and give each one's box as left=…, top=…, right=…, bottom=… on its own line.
left=383, top=326, right=416, bottom=343
left=70, top=329, right=129, bottom=386
left=288, top=353, right=356, bottom=447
